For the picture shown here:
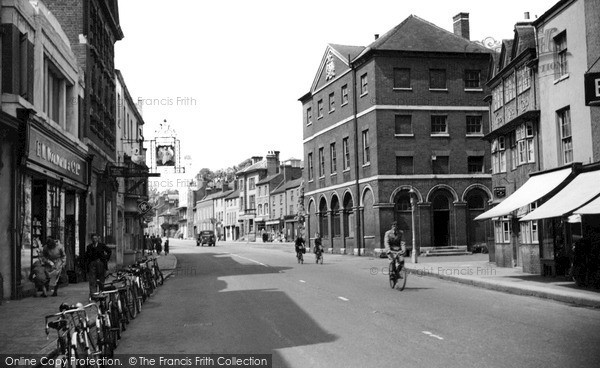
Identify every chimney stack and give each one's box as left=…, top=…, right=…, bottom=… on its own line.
left=524, top=12, right=530, bottom=20
left=452, top=12, right=470, bottom=40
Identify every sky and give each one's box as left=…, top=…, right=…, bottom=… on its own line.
left=114, top=0, right=558, bottom=175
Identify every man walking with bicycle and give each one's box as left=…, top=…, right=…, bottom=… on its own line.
left=385, top=222, right=405, bottom=273
left=84, top=234, right=112, bottom=297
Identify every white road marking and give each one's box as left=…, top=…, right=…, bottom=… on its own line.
left=422, top=331, right=444, bottom=340
left=227, top=253, right=268, bottom=267
left=338, top=296, right=349, bottom=301
left=299, top=280, right=306, bottom=283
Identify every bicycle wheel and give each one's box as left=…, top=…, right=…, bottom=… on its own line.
left=127, top=285, right=138, bottom=319
left=389, top=262, right=397, bottom=289
left=53, top=354, right=68, bottom=368
left=100, top=320, right=115, bottom=358
left=320, top=255, right=323, bottom=265
left=155, top=265, right=164, bottom=286
left=397, top=266, right=407, bottom=291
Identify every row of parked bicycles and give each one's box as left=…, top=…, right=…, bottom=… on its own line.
left=44, top=256, right=165, bottom=367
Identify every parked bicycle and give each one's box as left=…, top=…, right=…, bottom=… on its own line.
left=45, top=303, right=102, bottom=367
left=388, top=250, right=407, bottom=290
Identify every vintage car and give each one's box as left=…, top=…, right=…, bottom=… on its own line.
left=197, top=230, right=216, bottom=247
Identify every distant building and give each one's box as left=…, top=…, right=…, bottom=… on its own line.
left=236, top=151, right=280, bottom=241
left=300, top=13, right=493, bottom=255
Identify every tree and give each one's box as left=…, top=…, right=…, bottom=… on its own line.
left=198, top=168, right=215, bottom=182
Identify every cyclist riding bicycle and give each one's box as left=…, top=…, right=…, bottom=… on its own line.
left=294, top=235, right=306, bottom=259
left=385, top=222, right=405, bottom=273
left=314, top=233, right=323, bottom=254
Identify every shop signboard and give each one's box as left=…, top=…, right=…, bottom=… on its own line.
left=585, top=72, right=600, bottom=106
left=28, top=126, right=88, bottom=184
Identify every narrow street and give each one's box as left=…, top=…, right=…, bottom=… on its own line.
left=114, top=239, right=600, bottom=368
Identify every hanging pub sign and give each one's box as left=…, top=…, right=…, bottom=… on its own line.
left=584, top=72, right=600, bottom=106
left=28, top=126, right=88, bottom=184
left=494, top=186, right=506, bottom=198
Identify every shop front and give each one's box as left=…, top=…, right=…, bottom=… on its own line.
left=20, top=123, right=89, bottom=296
left=0, top=111, right=20, bottom=300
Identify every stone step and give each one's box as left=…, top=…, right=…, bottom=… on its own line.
left=422, top=251, right=472, bottom=257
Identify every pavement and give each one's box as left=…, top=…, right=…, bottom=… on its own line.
left=401, top=253, right=600, bottom=308
left=0, top=253, right=177, bottom=361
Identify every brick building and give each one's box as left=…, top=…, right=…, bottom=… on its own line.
left=299, top=14, right=494, bottom=255
left=44, top=0, right=124, bottom=249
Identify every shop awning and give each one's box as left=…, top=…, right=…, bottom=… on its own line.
left=574, top=195, right=600, bottom=215
left=521, top=169, right=600, bottom=221
left=475, top=167, right=572, bottom=221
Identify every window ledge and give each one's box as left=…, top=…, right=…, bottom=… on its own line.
left=362, top=163, right=371, bottom=168
left=329, top=109, right=335, bottom=114
left=343, top=168, right=350, bottom=173
left=360, top=92, right=369, bottom=98
left=393, top=87, right=412, bottom=91
left=308, top=179, right=314, bottom=183
left=306, top=122, right=312, bottom=127
left=553, top=73, right=570, bottom=85
left=395, top=134, right=414, bottom=137
left=317, top=116, right=323, bottom=120
left=341, top=102, right=348, bottom=107
left=330, top=172, right=337, bottom=176
left=464, top=88, right=483, bottom=92
left=466, top=133, right=484, bottom=138
left=429, top=88, right=448, bottom=92
left=431, top=133, right=450, bottom=137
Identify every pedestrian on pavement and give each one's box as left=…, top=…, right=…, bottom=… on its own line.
left=29, top=259, right=50, bottom=297
left=41, top=237, right=66, bottom=297
left=143, top=234, right=150, bottom=255
left=156, top=237, right=163, bottom=255
left=84, top=234, right=111, bottom=296
left=164, top=237, right=170, bottom=255
left=150, top=235, right=156, bottom=254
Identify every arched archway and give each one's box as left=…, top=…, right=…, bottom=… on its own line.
left=331, top=194, right=341, bottom=238
left=393, top=190, right=413, bottom=246
left=343, top=191, right=355, bottom=239
left=318, top=196, right=328, bottom=237
left=362, top=188, right=375, bottom=238
left=431, top=190, right=453, bottom=247
left=465, top=188, right=490, bottom=250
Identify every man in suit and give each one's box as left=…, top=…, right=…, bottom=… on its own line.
left=85, top=233, right=111, bottom=296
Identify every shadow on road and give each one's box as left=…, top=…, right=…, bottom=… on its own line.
left=125, top=247, right=338, bottom=368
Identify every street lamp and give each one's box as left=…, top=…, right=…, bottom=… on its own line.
left=409, top=189, right=418, bottom=264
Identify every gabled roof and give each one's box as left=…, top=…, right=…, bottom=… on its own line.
left=200, top=191, right=227, bottom=203
left=225, top=189, right=240, bottom=200
left=355, top=15, right=491, bottom=58
left=236, top=159, right=267, bottom=175
left=513, top=23, right=536, bottom=57
left=271, top=178, right=303, bottom=195
left=330, top=44, right=365, bottom=63
left=257, top=173, right=282, bottom=186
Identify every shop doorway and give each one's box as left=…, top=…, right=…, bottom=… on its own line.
left=432, top=194, right=450, bottom=247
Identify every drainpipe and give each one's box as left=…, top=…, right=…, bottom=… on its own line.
left=350, top=55, right=363, bottom=256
